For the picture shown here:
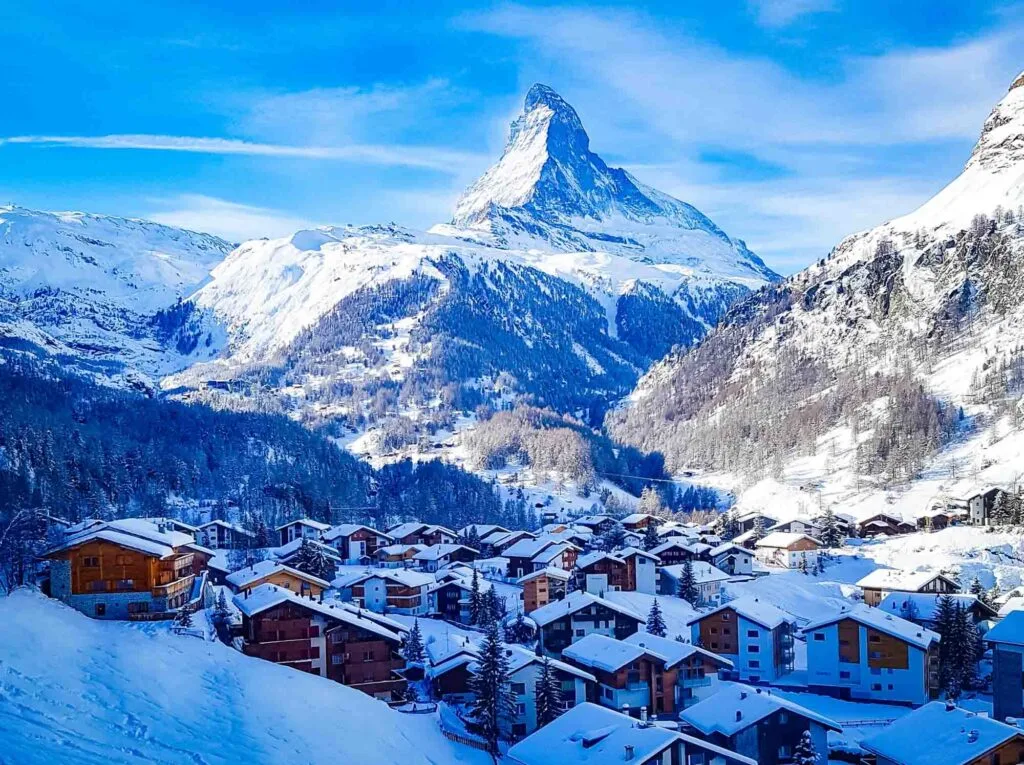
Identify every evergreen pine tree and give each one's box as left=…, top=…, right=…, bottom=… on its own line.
left=798, top=553, right=809, bottom=575
left=467, top=620, right=517, bottom=754
left=792, top=730, right=819, bottom=765
left=175, top=602, right=194, bottom=628
left=534, top=656, right=563, bottom=728
left=600, top=521, right=627, bottom=552
left=483, top=586, right=506, bottom=626
left=291, top=537, right=333, bottom=581
left=820, top=508, right=843, bottom=548
left=469, top=568, right=483, bottom=625
left=751, top=515, right=766, bottom=543
left=214, top=589, right=230, bottom=622
left=677, top=558, right=699, bottom=605
left=642, top=522, right=660, bottom=552
left=646, top=599, right=667, bottom=637
left=404, top=618, right=425, bottom=664
left=970, top=576, right=984, bottom=599
left=934, top=594, right=959, bottom=694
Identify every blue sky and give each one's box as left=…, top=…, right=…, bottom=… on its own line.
left=1, top=1, right=1022, bottom=272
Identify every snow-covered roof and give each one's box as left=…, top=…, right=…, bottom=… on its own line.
left=376, top=543, right=424, bottom=556
left=225, top=560, right=331, bottom=590
left=856, top=568, right=959, bottom=592
left=502, top=538, right=557, bottom=559
left=615, top=547, right=659, bottom=562
left=660, top=562, right=730, bottom=585
left=413, top=544, right=477, bottom=561
left=183, top=541, right=218, bottom=557
left=620, top=513, right=657, bottom=525
left=198, top=520, right=254, bottom=536
left=487, top=530, right=537, bottom=548
left=575, top=551, right=625, bottom=570
left=622, top=632, right=733, bottom=669
left=509, top=702, right=755, bottom=765
left=649, top=539, right=695, bottom=555
left=457, top=524, right=508, bottom=537
left=861, top=701, right=1023, bottom=765
left=709, top=542, right=750, bottom=558
left=232, top=584, right=405, bottom=642
left=998, top=597, right=1024, bottom=618
left=802, top=603, right=939, bottom=650
left=386, top=522, right=428, bottom=539
left=517, top=567, right=571, bottom=584
left=274, top=518, right=331, bottom=532
left=339, top=568, right=434, bottom=589
left=531, top=591, right=643, bottom=627
left=530, top=543, right=570, bottom=564
left=681, top=684, right=841, bottom=736
left=321, top=523, right=392, bottom=542
left=688, top=596, right=793, bottom=630
left=501, top=644, right=596, bottom=683
left=562, top=634, right=657, bottom=672
left=985, top=610, right=1024, bottom=646
left=507, top=702, right=679, bottom=765
left=734, top=510, right=777, bottom=523
left=45, top=518, right=196, bottom=560
left=878, top=592, right=995, bottom=622
left=754, top=531, right=821, bottom=549
left=272, top=537, right=342, bottom=561
left=574, top=514, right=613, bottom=527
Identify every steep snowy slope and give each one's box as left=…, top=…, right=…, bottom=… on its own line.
left=611, top=70, right=1024, bottom=520
left=180, top=85, right=777, bottom=428
left=0, top=206, right=232, bottom=377
left=0, top=590, right=487, bottom=765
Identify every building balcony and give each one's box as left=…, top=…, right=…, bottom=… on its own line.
left=152, top=574, right=195, bottom=599
left=681, top=676, right=712, bottom=689
left=158, top=552, right=195, bottom=576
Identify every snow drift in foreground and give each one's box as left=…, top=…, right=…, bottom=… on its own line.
left=0, top=590, right=486, bottom=765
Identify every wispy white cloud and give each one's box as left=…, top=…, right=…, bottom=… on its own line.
left=746, top=0, right=836, bottom=28
left=145, top=194, right=319, bottom=243
left=0, top=134, right=486, bottom=173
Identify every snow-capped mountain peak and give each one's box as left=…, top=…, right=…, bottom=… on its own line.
left=967, top=69, right=1024, bottom=173
left=446, top=84, right=777, bottom=284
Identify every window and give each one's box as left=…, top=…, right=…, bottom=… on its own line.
left=748, top=645, right=759, bottom=653
left=710, top=642, right=719, bottom=649
left=511, top=683, right=526, bottom=696
left=116, top=579, right=134, bottom=590
left=722, top=613, right=731, bottom=621
left=575, top=629, right=586, bottom=637
left=723, top=628, right=732, bottom=636
left=814, top=633, right=826, bottom=641
left=332, top=655, right=344, bottom=665
left=82, top=556, right=100, bottom=568
left=512, top=723, right=527, bottom=736
left=839, top=671, right=851, bottom=679
left=871, top=683, right=882, bottom=691
left=869, top=634, right=881, bottom=643
left=516, top=703, right=526, bottom=715
left=749, top=660, right=760, bottom=668
left=604, top=687, right=613, bottom=699
left=747, top=630, right=759, bottom=638
left=127, top=602, right=149, bottom=615
left=310, top=647, right=320, bottom=659
left=710, top=627, right=719, bottom=635
left=362, top=650, right=374, bottom=662
left=308, top=625, right=320, bottom=638
left=778, top=745, right=792, bottom=758
left=94, top=603, right=106, bottom=616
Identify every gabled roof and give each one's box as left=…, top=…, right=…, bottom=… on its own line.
left=376, top=543, right=424, bottom=556
left=232, top=584, right=405, bottom=642
left=517, top=567, right=571, bottom=584
left=985, top=610, right=1024, bottom=646
left=531, top=543, right=576, bottom=564
left=620, top=513, right=658, bottom=525
left=413, top=543, right=477, bottom=561
left=321, top=523, right=392, bottom=543
left=709, top=542, right=750, bottom=558
left=575, top=551, right=626, bottom=571
left=802, top=603, right=939, bottom=650
left=687, top=596, right=793, bottom=630
left=198, top=519, right=254, bottom=535
left=500, top=644, right=595, bottom=682
left=861, top=701, right=1023, bottom=765
left=622, top=632, right=733, bottom=669
left=337, top=568, right=434, bottom=589
left=508, top=702, right=756, bottom=765
left=386, top=522, right=429, bottom=539
left=615, top=547, right=659, bottom=562
left=563, top=633, right=663, bottom=673
left=272, top=537, right=342, bottom=562
left=649, top=539, right=696, bottom=556
left=457, top=524, right=509, bottom=538
left=502, top=537, right=557, bottom=559
left=754, top=531, right=821, bottom=549
left=856, top=568, right=960, bottom=592
left=43, top=518, right=195, bottom=560
left=660, top=562, right=730, bottom=585
left=487, top=530, right=537, bottom=549
left=681, top=684, right=841, bottom=737
left=531, top=591, right=643, bottom=627
left=274, top=518, right=331, bottom=533
left=225, top=559, right=331, bottom=590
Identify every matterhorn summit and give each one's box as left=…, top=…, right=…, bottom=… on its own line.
left=441, top=84, right=777, bottom=285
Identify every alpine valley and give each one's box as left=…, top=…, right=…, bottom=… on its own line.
left=0, top=84, right=776, bottom=523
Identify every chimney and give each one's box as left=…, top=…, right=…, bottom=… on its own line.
left=946, top=699, right=956, bottom=712
left=967, top=730, right=979, bottom=744
left=740, top=691, right=747, bottom=700
left=640, top=707, right=648, bottom=725
left=624, top=745, right=635, bottom=760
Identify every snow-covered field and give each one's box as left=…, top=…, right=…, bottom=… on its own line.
left=0, top=590, right=489, bottom=765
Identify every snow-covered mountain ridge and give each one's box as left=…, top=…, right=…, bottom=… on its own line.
left=0, top=206, right=232, bottom=377
left=611, top=70, right=1024, bottom=523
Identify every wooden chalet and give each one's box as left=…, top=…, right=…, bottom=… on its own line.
left=322, top=524, right=393, bottom=564
left=518, top=567, right=569, bottom=614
